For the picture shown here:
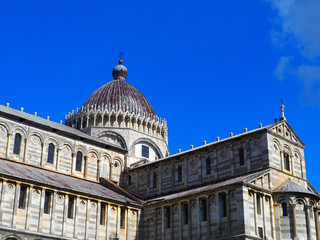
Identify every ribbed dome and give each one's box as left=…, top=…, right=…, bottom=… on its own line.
left=83, top=63, right=156, bottom=117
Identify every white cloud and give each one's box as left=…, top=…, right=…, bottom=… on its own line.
left=274, top=56, right=292, bottom=80
left=269, top=0, right=320, bottom=106
left=270, top=0, right=320, bottom=59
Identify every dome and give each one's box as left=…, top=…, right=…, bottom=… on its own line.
left=83, top=62, right=156, bottom=118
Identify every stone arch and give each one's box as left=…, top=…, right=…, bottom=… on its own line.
left=87, top=150, right=99, bottom=181
left=47, top=136, right=60, bottom=148
left=271, top=138, right=282, bottom=152
left=130, top=137, right=163, bottom=159
left=0, top=123, right=8, bottom=157
left=0, top=121, right=10, bottom=133
left=3, top=235, right=21, bottom=240
left=100, top=153, right=111, bottom=178
left=97, top=131, right=127, bottom=149
left=283, top=144, right=292, bottom=155
left=75, top=145, right=87, bottom=156
left=28, top=131, right=45, bottom=143
left=28, top=133, right=43, bottom=166
left=12, top=126, right=27, bottom=137
left=110, top=156, right=123, bottom=183
left=59, top=143, right=73, bottom=173
left=293, top=149, right=304, bottom=178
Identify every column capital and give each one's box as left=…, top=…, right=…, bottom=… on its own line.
left=7, top=132, right=13, bottom=136
left=42, top=142, right=47, bottom=147
left=72, top=152, right=77, bottom=157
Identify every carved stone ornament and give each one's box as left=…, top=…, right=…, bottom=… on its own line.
left=131, top=210, right=136, bottom=216
left=91, top=202, right=96, bottom=209
left=89, top=153, right=97, bottom=163
left=210, top=195, right=216, bottom=204
left=230, top=191, right=236, bottom=201
left=163, top=166, right=169, bottom=176
left=251, top=139, right=262, bottom=150
left=33, top=189, right=41, bottom=199
left=31, top=135, right=41, bottom=146
left=80, top=200, right=86, bottom=209
left=219, top=148, right=230, bottom=160
left=273, top=143, right=279, bottom=152
left=157, top=208, right=161, bottom=217
left=111, top=207, right=116, bottom=213
left=191, top=200, right=196, bottom=209
left=0, top=125, right=7, bottom=136
left=248, top=191, right=253, bottom=200
left=56, top=194, right=64, bottom=204
left=140, top=172, right=145, bottom=182
left=189, top=158, right=197, bottom=167
left=174, top=205, right=179, bottom=213
left=296, top=202, right=304, bottom=211
left=6, top=183, right=15, bottom=193
left=62, top=145, right=72, bottom=157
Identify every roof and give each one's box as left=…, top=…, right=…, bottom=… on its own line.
left=274, top=179, right=320, bottom=199
left=0, top=158, right=141, bottom=206
left=146, top=169, right=269, bottom=204
left=83, top=62, right=156, bottom=118
left=128, top=119, right=304, bottom=171
left=83, top=79, right=156, bottom=118
left=128, top=122, right=278, bottom=171
left=0, top=104, right=126, bottom=153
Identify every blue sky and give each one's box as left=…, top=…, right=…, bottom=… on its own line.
left=1, top=0, right=320, bottom=189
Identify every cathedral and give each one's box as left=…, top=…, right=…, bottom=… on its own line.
left=0, top=59, right=319, bottom=240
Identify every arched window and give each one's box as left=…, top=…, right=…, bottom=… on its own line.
left=75, top=151, right=83, bottom=172
left=47, top=143, right=55, bottom=164
left=284, top=152, right=290, bottom=171
left=282, top=202, right=288, bottom=216
left=239, top=147, right=245, bottom=166
left=13, top=133, right=22, bottom=155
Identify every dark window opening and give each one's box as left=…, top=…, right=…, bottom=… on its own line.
left=282, top=202, right=288, bottom=216
left=76, top=151, right=83, bottom=172
left=284, top=152, right=290, bottom=171
left=67, top=197, right=75, bottom=219
left=47, top=143, right=55, bottom=164
left=13, top=133, right=22, bottom=155
left=142, top=145, right=149, bottom=158
left=200, top=198, right=207, bottom=222
left=219, top=193, right=227, bottom=218
left=257, top=195, right=262, bottom=215
left=100, top=203, right=106, bottom=225
left=120, top=208, right=126, bottom=229
left=182, top=202, right=188, bottom=225
left=206, top=157, right=211, bottom=175
left=152, top=171, right=157, bottom=189
left=177, top=165, right=182, bottom=182
left=18, top=185, right=27, bottom=209
left=127, top=175, right=132, bottom=186
left=258, top=227, right=264, bottom=239
left=239, top=147, right=245, bottom=166
left=44, top=191, right=52, bottom=214
left=165, top=206, right=171, bottom=228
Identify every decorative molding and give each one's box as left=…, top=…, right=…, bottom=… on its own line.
left=56, top=194, right=64, bottom=204
left=33, top=188, right=41, bottom=199
left=6, top=183, right=15, bottom=193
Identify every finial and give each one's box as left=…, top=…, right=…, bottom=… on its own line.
left=112, top=52, right=128, bottom=80
left=118, top=52, right=124, bottom=65
left=280, top=98, right=286, bottom=121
